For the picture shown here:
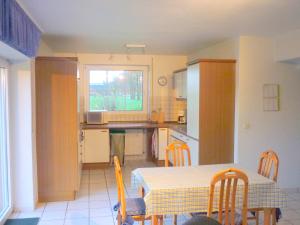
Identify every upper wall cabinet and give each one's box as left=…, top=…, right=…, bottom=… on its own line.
left=173, top=69, right=187, bottom=99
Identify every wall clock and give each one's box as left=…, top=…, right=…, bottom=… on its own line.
left=158, top=76, right=167, bottom=86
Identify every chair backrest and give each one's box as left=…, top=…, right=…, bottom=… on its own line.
left=114, top=156, right=127, bottom=221
left=257, top=150, right=279, bottom=182
left=165, top=142, right=191, bottom=167
left=207, top=168, right=249, bottom=225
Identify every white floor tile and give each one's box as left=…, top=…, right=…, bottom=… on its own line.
left=65, top=209, right=89, bottom=219
left=68, top=201, right=89, bottom=210
left=38, top=219, right=65, bottom=225
left=64, top=218, right=89, bottom=225
left=18, top=211, right=43, bottom=218
left=44, top=202, right=68, bottom=212
left=41, top=210, right=66, bottom=221
left=90, top=216, right=115, bottom=225
left=89, top=200, right=111, bottom=209
left=90, top=208, right=112, bottom=217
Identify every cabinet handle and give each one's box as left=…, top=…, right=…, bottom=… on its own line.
left=101, top=130, right=108, bottom=133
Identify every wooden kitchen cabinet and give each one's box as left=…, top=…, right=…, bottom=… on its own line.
left=173, top=69, right=187, bottom=99
left=35, top=57, right=78, bottom=201
left=83, top=129, right=110, bottom=163
left=187, top=59, right=236, bottom=165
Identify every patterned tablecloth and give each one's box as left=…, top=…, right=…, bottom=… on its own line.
left=131, top=164, right=287, bottom=216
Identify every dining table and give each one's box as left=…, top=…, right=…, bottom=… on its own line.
left=131, top=164, right=287, bottom=225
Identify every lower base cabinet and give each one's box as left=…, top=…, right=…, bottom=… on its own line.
left=168, top=129, right=199, bottom=166
left=83, top=129, right=110, bottom=163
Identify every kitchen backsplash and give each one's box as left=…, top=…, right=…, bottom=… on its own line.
left=152, top=96, right=186, bottom=121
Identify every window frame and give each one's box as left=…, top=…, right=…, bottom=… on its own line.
left=84, top=65, right=149, bottom=114
left=0, top=63, right=12, bottom=225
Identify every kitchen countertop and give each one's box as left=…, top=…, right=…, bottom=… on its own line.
left=81, top=121, right=188, bottom=135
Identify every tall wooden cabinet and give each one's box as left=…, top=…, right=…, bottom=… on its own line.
left=187, top=59, right=236, bottom=165
left=35, top=57, right=79, bottom=202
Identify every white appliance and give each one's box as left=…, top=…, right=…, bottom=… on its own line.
left=86, top=111, right=106, bottom=124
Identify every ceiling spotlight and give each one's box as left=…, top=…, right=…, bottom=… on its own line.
left=125, top=44, right=146, bottom=49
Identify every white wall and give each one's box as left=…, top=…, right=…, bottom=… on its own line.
left=188, top=38, right=239, bottom=61
left=274, top=29, right=300, bottom=63
left=9, top=61, right=37, bottom=211
left=238, top=36, right=300, bottom=188
left=188, top=36, right=300, bottom=188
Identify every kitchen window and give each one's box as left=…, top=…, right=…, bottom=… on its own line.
left=85, top=65, right=148, bottom=113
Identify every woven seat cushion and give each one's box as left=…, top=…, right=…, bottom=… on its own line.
left=183, top=216, right=221, bottom=225
left=126, top=198, right=146, bottom=216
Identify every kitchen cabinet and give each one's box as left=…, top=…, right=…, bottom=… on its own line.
left=173, top=69, right=187, bottom=99
left=168, top=129, right=199, bottom=166
left=158, top=128, right=168, bottom=160
left=36, top=57, right=78, bottom=201
left=125, top=129, right=144, bottom=155
left=83, top=129, right=110, bottom=163
left=187, top=59, right=236, bottom=165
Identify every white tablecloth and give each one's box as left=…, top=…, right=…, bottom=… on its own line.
left=131, top=164, right=287, bottom=216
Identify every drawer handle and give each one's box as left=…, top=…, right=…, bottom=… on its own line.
left=101, top=130, right=108, bottom=133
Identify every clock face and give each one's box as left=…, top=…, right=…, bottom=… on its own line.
left=158, top=76, right=167, bottom=86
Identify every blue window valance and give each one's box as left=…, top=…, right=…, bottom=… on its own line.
left=1, top=0, right=41, bottom=57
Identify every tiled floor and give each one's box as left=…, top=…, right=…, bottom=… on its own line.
left=9, top=160, right=300, bottom=225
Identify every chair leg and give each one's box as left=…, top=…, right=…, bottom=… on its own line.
left=159, top=215, right=164, bottom=225
left=173, top=215, right=177, bottom=225
left=117, top=212, right=121, bottom=225
left=139, top=220, right=145, bottom=225
left=256, top=211, right=259, bottom=225
left=272, top=209, right=276, bottom=225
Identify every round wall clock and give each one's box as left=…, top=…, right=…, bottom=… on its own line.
left=158, top=76, right=167, bottom=86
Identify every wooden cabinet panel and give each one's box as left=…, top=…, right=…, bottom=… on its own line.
left=83, top=129, right=110, bottom=163
left=199, top=62, right=235, bottom=165
left=36, top=57, right=78, bottom=202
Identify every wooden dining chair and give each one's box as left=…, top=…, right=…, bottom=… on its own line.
left=183, top=168, right=249, bottom=225
left=114, top=156, right=163, bottom=225
left=248, top=150, right=279, bottom=225
left=165, top=142, right=191, bottom=225
left=165, top=141, right=191, bottom=167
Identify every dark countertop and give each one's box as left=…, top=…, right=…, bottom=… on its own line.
left=81, top=121, right=187, bottom=135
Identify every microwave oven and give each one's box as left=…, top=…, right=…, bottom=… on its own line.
left=86, top=111, right=106, bottom=124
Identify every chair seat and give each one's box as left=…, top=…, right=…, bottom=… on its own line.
left=126, top=197, right=146, bottom=216
left=183, top=216, right=221, bottom=225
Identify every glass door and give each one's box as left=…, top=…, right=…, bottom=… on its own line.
left=0, top=67, right=11, bottom=224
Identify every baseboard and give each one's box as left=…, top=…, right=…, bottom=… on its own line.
left=38, top=191, right=75, bottom=202
left=82, top=162, right=110, bottom=169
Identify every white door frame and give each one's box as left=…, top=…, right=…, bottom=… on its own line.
left=0, top=59, right=12, bottom=225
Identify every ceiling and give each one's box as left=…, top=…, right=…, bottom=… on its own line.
left=18, top=0, right=300, bottom=54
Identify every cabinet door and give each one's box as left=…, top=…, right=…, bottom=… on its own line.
left=186, top=138, right=199, bottom=166
left=187, top=64, right=200, bottom=139
left=83, top=129, right=110, bottom=163
left=158, top=128, right=168, bottom=160
left=125, top=129, right=144, bottom=155
left=181, top=70, right=187, bottom=99
left=174, top=72, right=183, bottom=98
